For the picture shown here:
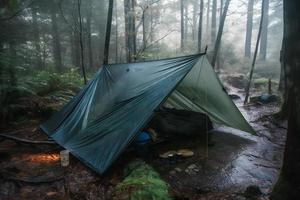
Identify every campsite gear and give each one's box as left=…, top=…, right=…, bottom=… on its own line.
left=250, top=94, right=279, bottom=104
left=60, top=150, right=69, bottom=167
left=149, top=108, right=213, bottom=139
left=41, top=54, right=255, bottom=174
left=134, top=131, right=151, bottom=159
left=159, top=150, right=177, bottom=159
left=177, top=149, right=194, bottom=157
left=135, top=131, right=151, bottom=145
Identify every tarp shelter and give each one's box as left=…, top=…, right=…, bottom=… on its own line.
left=41, top=53, right=255, bottom=174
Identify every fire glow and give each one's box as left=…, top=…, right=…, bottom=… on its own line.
left=26, top=153, right=60, bottom=163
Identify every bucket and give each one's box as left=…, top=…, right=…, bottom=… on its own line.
left=60, top=150, right=69, bottom=167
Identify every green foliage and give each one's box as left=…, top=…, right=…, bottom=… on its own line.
left=114, top=160, right=171, bottom=200
left=0, top=66, right=85, bottom=125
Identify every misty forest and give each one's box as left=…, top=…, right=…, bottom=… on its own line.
left=0, top=0, right=300, bottom=199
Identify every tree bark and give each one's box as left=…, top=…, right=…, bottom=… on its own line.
left=211, top=0, right=217, bottom=44
left=31, top=6, right=43, bottom=69
left=50, top=7, right=63, bottom=71
left=206, top=0, right=211, bottom=43
left=211, top=0, right=230, bottom=68
left=259, top=0, right=269, bottom=60
left=198, top=0, right=204, bottom=52
left=245, top=0, right=254, bottom=58
left=124, top=0, right=136, bottom=62
left=86, top=0, right=94, bottom=69
left=77, top=0, right=87, bottom=84
left=244, top=0, right=265, bottom=104
left=103, top=0, right=114, bottom=65
left=180, top=0, right=185, bottom=51
left=270, top=1, right=300, bottom=198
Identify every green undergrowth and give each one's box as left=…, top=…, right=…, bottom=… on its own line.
left=114, top=160, right=171, bottom=200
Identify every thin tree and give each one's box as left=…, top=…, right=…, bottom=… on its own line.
left=206, top=0, right=211, bottom=42
left=87, top=0, right=94, bottom=69
left=245, top=0, right=254, bottom=58
left=103, top=0, right=114, bottom=65
left=211, top=0, right=230, bottom=68
left=198, top=0, right=204, bottom=52
left=180, top=0, right=185, bottom=51
left=77, top=0, right=87, bottom=84
left=31, top=6, right=43, bottom=69
left=124, top=0, right=136, bottom=62
left=259, top=0, right=269, bottom=60
left=244, top=0, right=265, bottom=104
left=211, top=0, right=217, bottom=44
left=50, top=5, right=63, bottom=72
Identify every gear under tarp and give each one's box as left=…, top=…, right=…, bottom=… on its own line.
left=41, top=54, right=254, bottom=174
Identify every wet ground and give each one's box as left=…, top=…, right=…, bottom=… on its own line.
left=149, top=86, right=286, bottom=199
left=0, top=86, right=286, bottom=200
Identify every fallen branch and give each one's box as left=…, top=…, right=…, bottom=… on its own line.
left=0, top=133, right=56, bottom=145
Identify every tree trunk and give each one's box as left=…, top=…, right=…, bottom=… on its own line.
left=115, top=0, right=118, bottom=62
left=219, top=0, right=223, bottom=21
left=86, top=0, right=94, bottom=69
left=206, top=0, right=211, bottom=43
left=198, top=0, right=204, bottom=52
left=259, top=0, right=269, bottom=60
left=124, top=0, right=136, bottom=62
left=270, top=1, right=300, bottom=198
left=192, top=0, right=198, bottom=41
left=245, top=0, right=254, bottom=58
left=211, top=0, right=230, bottom=68
left=244, top=0, right=265, bottom=104
left=103, top=0, right=114, bottom=65
left=31, top=6, right=43, bottom=69
left=77, top=0, right=87, bottom=84
left=180, top=0, right=185, bottom=51
left=184, top=1, right=188, bottom=42
left=211, top=0, right=217, bottom=44
left=50, top=8, right=63, bottom=71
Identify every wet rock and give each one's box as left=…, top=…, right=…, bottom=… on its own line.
left=226, top=74, right=248, bottom=89
left=243, top=185, right=262, bottom=199
left=185, top=164, right=200, bottom=175
left=175, top=167, right=182, bottom=172
left=170, top=170, right=176, bottom=175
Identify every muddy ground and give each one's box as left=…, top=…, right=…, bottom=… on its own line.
left=0, top=86, right=286, bottom=200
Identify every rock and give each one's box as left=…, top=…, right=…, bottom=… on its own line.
left=187, top=164, right=197, bottom=170
left=169, top=170, right=176, bottom=175
left=175, top=167, right=182, bottom=172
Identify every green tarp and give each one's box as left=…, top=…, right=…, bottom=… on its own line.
left=41, top=54, right=254, bottom=174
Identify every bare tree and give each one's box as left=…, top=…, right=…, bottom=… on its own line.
left=198, top=0, right=204, bottom=52
left=124, top=0, right=137, bottom=62
left=244, top=0, right=265, bottom=104
left=259, top=0, right=269, bottom=60
left=211, top=0, right=217, bottom=44
left=211, top=0, right=230, bottom=68
left=86, top=0, right=94, bottom=69
left=103, top=0, right=114, bottom=65
left=50, top=5, right=63, bottom=71
left=245, top=0, right=254, bottom=58
left=77, top=0, right=87, bottom=84
left=180, top=0, right=185, bottom=51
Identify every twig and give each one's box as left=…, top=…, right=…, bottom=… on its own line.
left=0, top=133, right=56, bottom=145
